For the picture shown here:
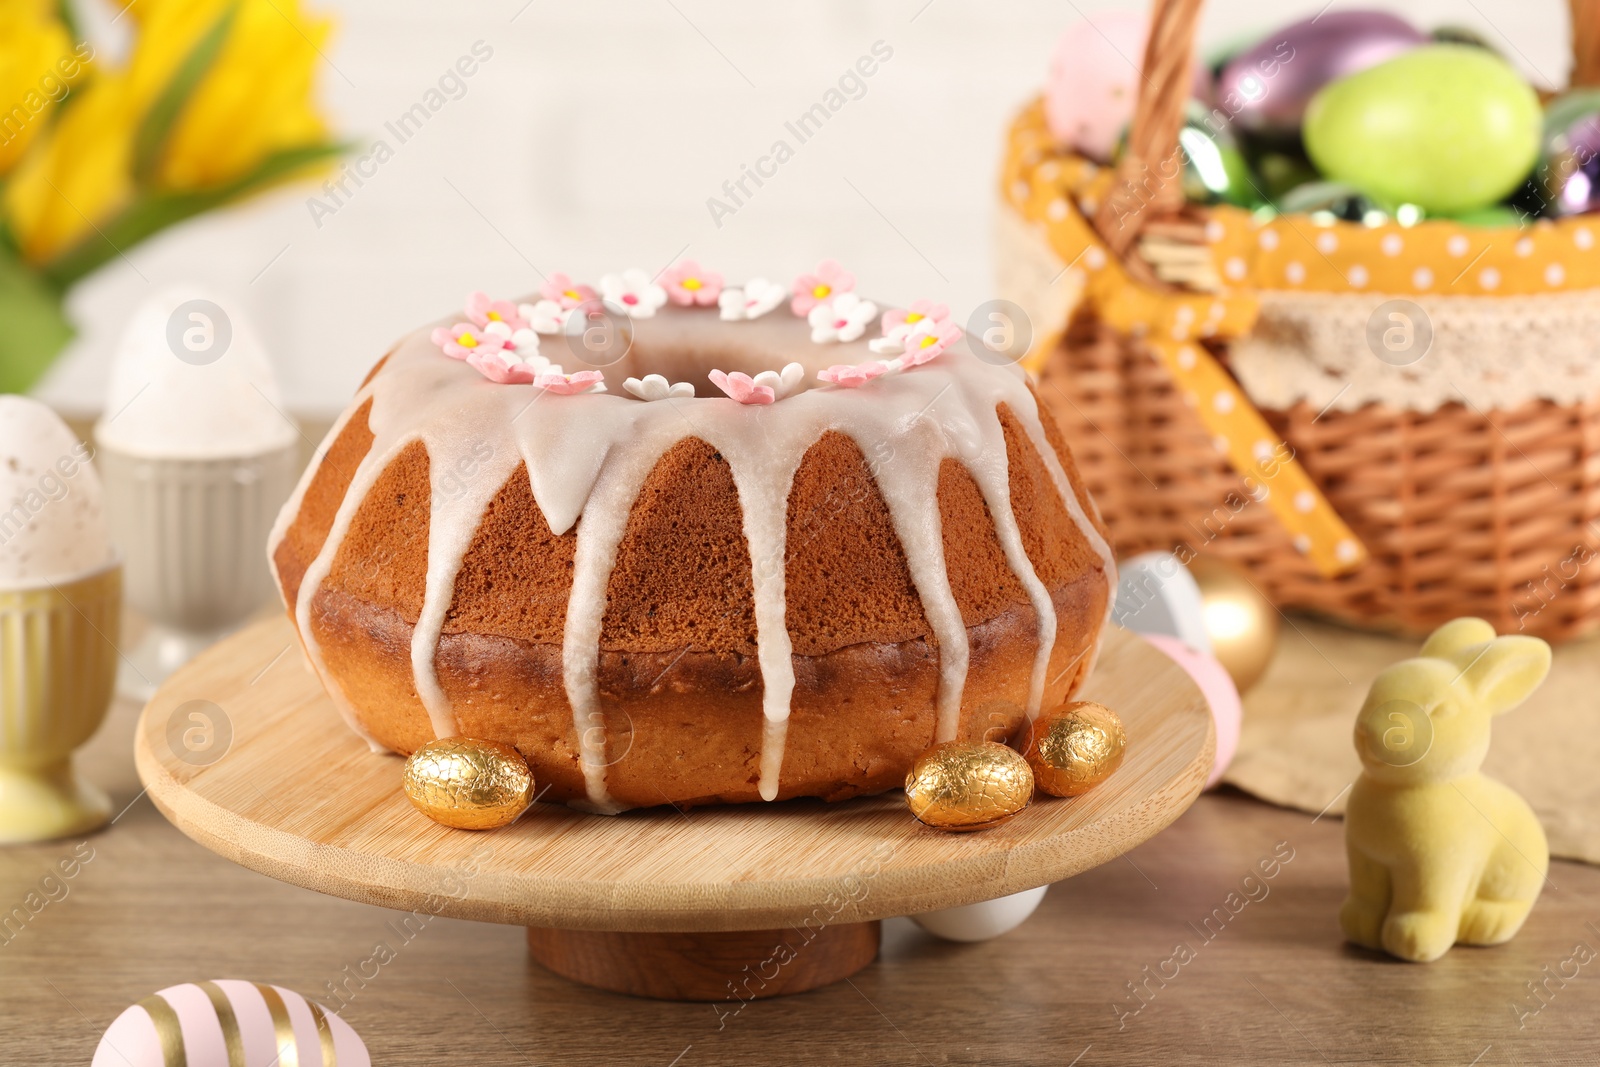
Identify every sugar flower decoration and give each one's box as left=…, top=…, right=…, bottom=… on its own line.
left=431, top=322, right=505, bottom=361
left=483, top=319, right=542, bottom=360
left=718, top=278, right=786, bottom=321
left=600, top=268, right=669, bottom=318
left=791, top=259, right=855, bottom=316
left=870, top=300, right=952, bottom=353
left=817, top=361, right=891, bottom=388
left=542, top=272, right=599, bottom=311
left=899, top=320, right=963, bottom=366
left=535, top=369, right=607, bottom=395
left=661, top=260, right=724, bottom=307
left=468, top=348, right=543, bottom=386
left=808, top=292, right=879, bottom=344
left=518, top=299, right=568, bottom=335
left=709, top=362, right=804, bottom=405
left=624, top=374, right=695, bottom=401
left=465, top=291, right=526, bottom=331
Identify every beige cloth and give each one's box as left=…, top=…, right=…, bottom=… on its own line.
left=1224, top=617, right=1600, bottom=865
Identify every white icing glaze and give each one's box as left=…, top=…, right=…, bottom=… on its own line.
left=267, top=293, right=1117, bottom=810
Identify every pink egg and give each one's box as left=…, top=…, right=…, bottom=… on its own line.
left=94, top=980, right=369, bottom=1067
left=1044, top=11, right=1150, bottom=161
left=1142, top=632, right=1242, bottom=788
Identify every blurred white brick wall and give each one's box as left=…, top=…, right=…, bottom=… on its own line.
left=37, top=0, right=1572, bottom=417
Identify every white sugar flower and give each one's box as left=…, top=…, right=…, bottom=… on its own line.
left=751, top=362, right=805, bottom=401
left=517, top=299, right=568, bottom=335
left=624, top=374, right=696, bottom=401
left=718, top=278, right=787, bottom=321
left=600, top=268, right=668, bottom=319
left=483, top=319, right=546, bottom=361
left=808, top=293, right=878, bottom=344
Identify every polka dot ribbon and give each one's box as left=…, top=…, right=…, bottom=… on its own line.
left=1006, top=122, right=1368, bottom=577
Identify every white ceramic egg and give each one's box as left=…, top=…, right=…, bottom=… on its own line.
left=93, top=980, right=369, bottom=1067
left=1113, top=550, right=1212, bottom=654
left=910, top=885, right=1049, bottom=942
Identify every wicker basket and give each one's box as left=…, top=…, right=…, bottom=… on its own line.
left=1005, top=0, right=1600, bottom=640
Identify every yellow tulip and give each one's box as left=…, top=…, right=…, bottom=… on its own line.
left=0, top=4, right=93, bottom=175
left=3, top=76, right=137, bottom=265
left=130, top=0, right=333, bottom=192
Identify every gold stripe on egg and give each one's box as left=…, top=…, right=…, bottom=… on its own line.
left=308, top=1000, right=339, bottom=1066
left=136, top=994, right=188, bottom=1067
left=255, top=983, right=300, bottom=1067
left=196, top=981, right=247, bottom=1067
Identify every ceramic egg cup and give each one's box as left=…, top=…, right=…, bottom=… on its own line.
left=0, top=561, right=122, bottom=843
left=98, top=442, right=297, bottom=700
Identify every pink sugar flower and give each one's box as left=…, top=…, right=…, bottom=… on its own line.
left=534, top=369, right=606, bottom=395
left=467, top=348, right=539, bottom=385
left=431, top=322, right=507, bottom=360
left=465, top=291, right=526, bottom=331
left=541, top=272, right=599, bottom=311
left=899, top=320, right=963, bottom=366
left=790, top=259, right=855, bottom=316
left=709, top=369, right=776, bottom=405
left=817, top=361, right=890, bottom=388
left=882, top=299, right=950, bottom=339
left=661, top=259, right=725, bottom=307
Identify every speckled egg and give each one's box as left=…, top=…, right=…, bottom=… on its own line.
left=1043, top=11, right=1150, bottom=162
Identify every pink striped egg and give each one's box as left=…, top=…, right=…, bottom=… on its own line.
left=93, top=979, right=369, bottom=1067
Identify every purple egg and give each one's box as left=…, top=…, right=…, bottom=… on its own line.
left=1216, top=10, right=1426, bottom=138
left=1546, top=113, right=1600, bottom=216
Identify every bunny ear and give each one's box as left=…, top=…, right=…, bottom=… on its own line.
left=1420, top=618, right=1497, bottom=661
left=1461, top=635, right=1552, bottom=715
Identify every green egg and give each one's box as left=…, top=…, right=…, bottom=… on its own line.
left=1304, top=44, right=1541, bottom=215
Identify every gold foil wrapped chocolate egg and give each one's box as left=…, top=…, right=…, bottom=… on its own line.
left=403, top=738, right=535, bottom=830
left=1024, top=701, right=1128, bottom=797
left=904, top=740, right=1034, bottom=831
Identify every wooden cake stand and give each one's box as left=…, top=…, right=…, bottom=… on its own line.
left=135, top=617, right=1213, bottom=1001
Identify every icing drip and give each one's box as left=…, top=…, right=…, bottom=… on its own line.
left=408, top=441, right=523, bottom=740
left=272, top=295, right=1117, bottom=810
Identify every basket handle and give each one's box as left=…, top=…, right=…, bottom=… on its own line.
left=1092, top=0, right=1205, bottom=255
left=1574, top=0, right=1600, bottom=85
left=1093, top=0, right=1600, bottom=254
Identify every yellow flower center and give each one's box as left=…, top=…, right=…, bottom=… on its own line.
left=564, top=289, right=581, bottom=300
left=918, top=334, right=937, bottom=348
left=459, top=331, right=478, bottom=348
left=487, top=310, right=503, bottom=321
left=813, top=284, right=831, bottom=299
left=682, top=277, right=702, bottom=291
left=906, top=312, right=923, bottom=324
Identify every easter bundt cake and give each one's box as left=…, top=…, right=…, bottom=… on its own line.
left=269, top=262, right=1116, bottom=812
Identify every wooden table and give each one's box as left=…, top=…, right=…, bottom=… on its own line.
left=6, top=692, right=1600, bottom=1065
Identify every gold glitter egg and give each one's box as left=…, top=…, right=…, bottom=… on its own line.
left=1024, top=701, right=1128, bottom=797
left=403, top=738, right=535, bottom=830
left=904, top=740, right=1034, bottom=831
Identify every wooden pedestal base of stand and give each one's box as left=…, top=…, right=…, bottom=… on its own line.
left=525, top=922, right=882, bottom=1000
left=135, top=618, right=1214, bottom=1002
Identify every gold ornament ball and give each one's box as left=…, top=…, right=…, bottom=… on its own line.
left=1023, top=701, right=1128, bottom=797
left=904, top=740, right=1034, bottom=832
left=1189, top=557, right=1279, bottom=692
left=403, top=737, right=535, bottom=830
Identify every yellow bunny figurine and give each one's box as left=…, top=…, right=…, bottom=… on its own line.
left=1341, top=618, right=1551, bottom=963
